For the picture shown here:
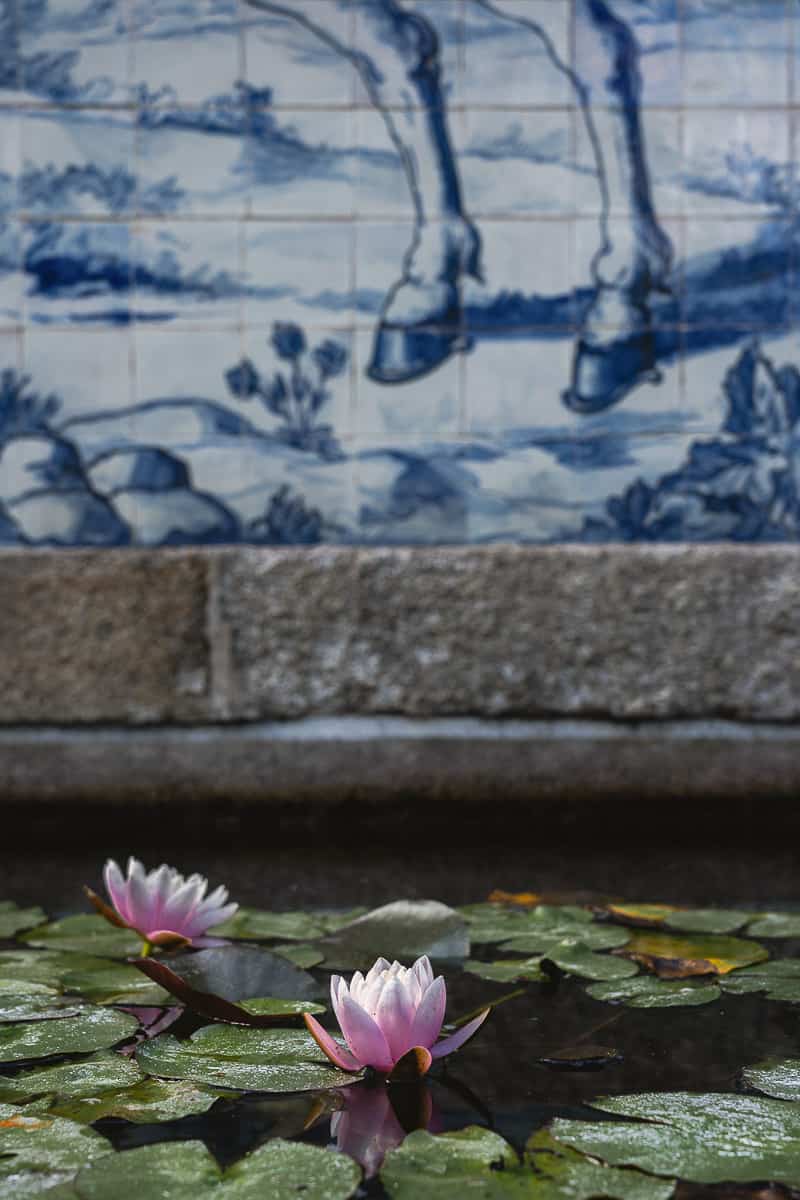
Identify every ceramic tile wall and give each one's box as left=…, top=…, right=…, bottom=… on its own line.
left=0, top=0, right=798, bottom=546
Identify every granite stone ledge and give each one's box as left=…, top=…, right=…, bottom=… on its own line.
left=0, top=549, right=212, bottom=724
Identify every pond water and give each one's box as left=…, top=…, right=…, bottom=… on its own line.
left=2, top=845, right=800, bottom=1198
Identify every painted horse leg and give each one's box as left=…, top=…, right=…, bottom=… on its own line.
left=564, top=0, right=674, bottom=413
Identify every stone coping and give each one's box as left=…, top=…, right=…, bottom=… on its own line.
left=2, top=545, right=800, bottom=726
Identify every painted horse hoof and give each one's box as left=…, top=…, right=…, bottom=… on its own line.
left=367, top=323, right=469, bottom=385
left=562, top=329, right=660, bottom=415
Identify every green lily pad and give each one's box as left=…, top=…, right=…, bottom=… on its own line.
left=0, top=1050, right=141, bottom=1104
left=0, top=980, right=58, bottom=996
left=317, top=900, right=468, bottom=970
left=462, top=956, right=547, bottom=983
left=586, top=976, right=720, bottom=1007
left=0, top=901, right=47, bottom=938
left=0, top=1102, right=111, bottom=1197
left=718, top=959, right=800, bottom=1002
left=662, top=908, right=753, bottom=935
left=458, top=904, right=550, bottom=946
left=163, top=946, right=320, bottom=1003
left=615, top=931, right=769, bottom=978
left=0, top=1008, right=138, bottom=1062
left=211, top=909, right=326, bottom=943
left=381, top=1125, right=674, bottom=1199
left=271, top=944, right=326, bottom=969
left=136, top=1025, right=361, bottom=1093
left=0, top=951, right=169, bottom=1005
left=745, top=913, right=800, bottom=939
left=239, top=998, right=325, bottom=1017
left=52, top=1077, right=226, bottom=1126
left=71, top=1137, right=361, bottom=1198
left=23, top=915, right=141, bottom=958
left=545, top=946, right=638, bottom=982
left=743, top=1058, right=800, bottom=1101
left=0, top=996, right=84, bottom=1023
left=552, top=1092, right=800, bottom=1185
left=499, top=907, right=631, bottom=956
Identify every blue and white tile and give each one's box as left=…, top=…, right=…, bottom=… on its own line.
left=683, top=1, right=791, bottom=107
left=244, top=219, right=354, bottom=327
left=461, top=0, right=571, bottom=109
left=0, top=221, right=22, bottom=326
left=575, top=0, right=681, bottom=107
left=0, top=113, right=20, bottom=216
left=134, top=326, right=243, bottom=429
left=22, top=221, right=132, bottom=326
left=240, top=322, right=354, bottom=438
left=23, top=327, right=134, bottom=435
left=247, top=108, right=357, bottom=217
left=574, top=108, right=683, bottom=218
left=353, top=218, right=414, bottom=330
left=354, top=329, right=461, bottom=438
left=21, top=108, right=136, bottom=218
left=459, top=109, right=574, bottom=218
left=682, top=109, right=791, bottom=218
left=572, top=214, right=685, bottom=307
left=353, top=0, right=460, bottom=110
left=245, top=0, right=355, bottom=107
left=135, top=112, right=250, bottom=218
left=130, top=0, right=242, bottom=107
left=355, top=108, right=430, bottom=219
left=682, top=217, right=793, bottom=334
left=464, top=217, right=575, bottom=336
left=134, top=220, right=244, bottom=326
left=20, top=0, right=132, bottom=104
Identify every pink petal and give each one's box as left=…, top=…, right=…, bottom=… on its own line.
left=103, top=860, right=131, bottom=925
left=338, top=993, right=394, bottom=1073
left=303, top=1013, right=361, bottom=1072
left=374, top=977, right=416, bottom=1062
left=413, top=956, right=434, bottom=990
left=430, top=1008, right=490, bottom=1060
left=125, top=859, right=160, bottom=933
left=409, top=976, right=446, bottom=1050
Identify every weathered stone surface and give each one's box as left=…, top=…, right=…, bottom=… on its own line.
left=216, top=547, right=358, bottom=718
left=218, top=545, right=800, bottom=721
left=0, top=550, right=211, bottom=723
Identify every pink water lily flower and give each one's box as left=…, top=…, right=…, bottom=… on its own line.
left=304, top=955, right=489, bottom=1079
left=86, top=857, right=237, bottom=950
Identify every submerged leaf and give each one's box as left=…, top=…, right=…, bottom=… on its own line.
left=0, top=1050, right=140, bottom=1104
left=743, top=1059, right=800, bottom=1102
left=614, top=931, right=768, bottom=978
left=272, top=943, right=326, bottom=969
left=0, top=901, right=47, bottom=938
left=745, top=913, right=800, bottom=939
left=23, top=915, right=141, bottom=958
left=0, top=1102, right=111, bottom=1195
left=136, top=1025, right=361, bottom=1092
left=70, top=1137, right=361, bottom=1199
left=0, top=1008, right=139, bottom=1062
left=162, top=945, right=320, bottom=1003
left=719, top=959, right=800, bottom=1003
left=53, top=1077, right=226, bottom=1125
left=586, top=977, right=721, bottom=1008
left=135, top=957, right=323, bottom=1026
left=552, top=1092, right=800, bottom=1185
left=318, top=901, right=468, bottom=970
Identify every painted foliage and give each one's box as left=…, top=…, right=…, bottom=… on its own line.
left=0, top=0, right=796, bottom=545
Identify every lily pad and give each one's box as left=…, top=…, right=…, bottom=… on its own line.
left=0, top=980, right=58, bottom=997
left=743, top=1059, right=800, bottom=1101
left=52, top=1077, right=226, bottom=1125
left=544, top=946, right=638, bottom=982
left=614, top=931, right=768, bottom=978
left=240, top=998, right=325, bottom=1017
left=0, top=951, right=169, bottom=1005
left=458, top=904, right=549, bottom=945
left=0, top=1050, right=141, bottom=1104
left=600, top=903, right=679, bottom=928
left=136, top=1024, right=360, bottom=1092
left=745, top=913, right=800, bottom=939
left=499, top=907, right=631, bottom=956
left=211, top=909, right=327, bottom=943
left=0, top=1008, right=139, bottom=1062
left=662, top=909, right=753, bottom=935
left=0, top=901, right=47, bottom=938
left=552, top=1092, right=800, bottom=1185
left=162, top=946, right=320, bottom=1002
left=317, top=901, right=469, bottom=970
left=586, top=977, right=721, bottom=1008
left=0, top=1103, right=111, bottom=1196
left=0, top=996, right=84, bottom=1023
left=22, top=915, right=142, bottom=958
left=381, top=1125, right=674, bottom=1199
left=70, top=1138, right=361, bottom=1199
left=462, top=957, right=547, bottom=983
left=718, top=959, right=800, bottom=1003
left=272, top=944, right=326, bottom=969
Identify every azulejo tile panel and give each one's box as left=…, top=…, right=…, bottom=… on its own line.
left=0, top=0, right=799, bottom=546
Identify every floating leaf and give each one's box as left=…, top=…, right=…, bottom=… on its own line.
left=499, top=907, right=630, bottom=956
left=135, top=956, right=323, bottom=1027
left=162, top=946, right=320, bottom=1003
left=272, top=944, right=325, bottom=969
left=0, top=1008, right=138, bottom=1062
left=52, top=1077, right=226, bottom=1126
left=0, top=1050, right=141, bottom=1104
left=552, top=1092, right=800, bottom=1185
left=487, top=891, right=541, bottom=907
left=614, top=931, right=768, bottom=978
left=523, top=1129, right=675, bottom=1200
left=0, top=980, right=58, bottom=996
left=743, top=1059, right=800, bottom=1102
left=0, top=901, right=47, bottom=938
left=211, top=909, right=326, bottom=943
left=22, top=915, right=141, bottom=958
left=70, top=1138, right=361, bottom=1199
left=0, top=996, right=83, bottom=1023
left=462, top=957, right=546, bottom=983
left=459, top=904, right=548, bottom=945
left=663, top=909, right=753, bottom=935
left=535, top=1046, right=624, bottom=1069
left=137, top=1025, right=360, bottom=1092
left=586, top=977, right=720, bottom=1008
left=718, top=959, right=800, bottom=1003
left=601, top=903, right=679, bottom=928
left=318, top=901, right=468, bottom=970
left=544, top=946, right=638, bottom=982
left=0, top=950, right=168, bottom=1005
left=745, top=913, right=800, bottom=939
left=0, top=1102, right=111, bottom=1196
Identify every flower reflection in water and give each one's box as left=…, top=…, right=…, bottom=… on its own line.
left=329, top=1081, right=439, bottom=1177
